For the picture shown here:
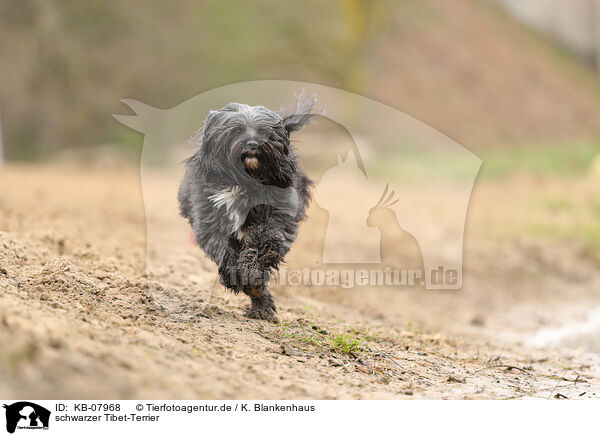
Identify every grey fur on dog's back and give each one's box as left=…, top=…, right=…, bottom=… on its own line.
left=178, top=94, right=317, bottom=321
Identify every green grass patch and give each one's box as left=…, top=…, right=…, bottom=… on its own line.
left=523, top=221, right=600, bottom=253
left=329, top=333, right=364, bottom=355
left=367, top=146, right=482, bottom=184
left=587, top=199, right=600, bottom=218
left=367, top=140, right=600, bottom=184
left=279, top=322, right=365, bottom=355
left=480, top=141, right=600, bottom=178
left=539, top=196, right=574, bottom=212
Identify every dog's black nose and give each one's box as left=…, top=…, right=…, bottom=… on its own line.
left=246, top=140, right=259, bottom=149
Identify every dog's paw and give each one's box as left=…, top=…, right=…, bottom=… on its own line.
left=245, top=306, right=279, bottom=323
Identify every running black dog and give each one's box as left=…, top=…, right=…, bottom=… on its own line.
left=178, top=94, right=317, bottom=322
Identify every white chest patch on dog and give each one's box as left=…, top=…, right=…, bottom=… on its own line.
left=209, top=186, right=244, bottom=237
left=209, top=186, right=242, bottom=209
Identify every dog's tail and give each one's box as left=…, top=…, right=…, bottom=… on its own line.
left=280, top=91, right=321, bottom=133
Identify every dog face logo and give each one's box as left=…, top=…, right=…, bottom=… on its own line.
left=3, top=402, right=50, bottom=434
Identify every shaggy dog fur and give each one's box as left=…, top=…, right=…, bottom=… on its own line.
left=178, top=94, right=317, bottom=322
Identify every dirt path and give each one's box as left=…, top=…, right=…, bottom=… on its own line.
left=1, top=165, right=599, bottom=399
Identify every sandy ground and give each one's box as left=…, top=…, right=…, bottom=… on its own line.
left=1, top=164, right=600, bottom=399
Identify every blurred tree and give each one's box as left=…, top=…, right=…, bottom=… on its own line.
left=0, top=0, right=392, bottom=160
left=2, top=0, right=600, bottom=159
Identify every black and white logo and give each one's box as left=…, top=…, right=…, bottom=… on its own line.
left=3, top=402, right=50, bottom=434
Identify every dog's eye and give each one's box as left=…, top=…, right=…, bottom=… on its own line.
left=257, top=127, right=270, bottom=136
left=232, top=127, right=243, bottom=135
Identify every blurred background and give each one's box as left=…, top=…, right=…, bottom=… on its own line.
left=2, top=0, right=600, bottom=166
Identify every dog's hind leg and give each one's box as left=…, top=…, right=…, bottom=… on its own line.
left=243, top=285, right=278, bottom=323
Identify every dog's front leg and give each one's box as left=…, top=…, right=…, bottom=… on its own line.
left=234, top=207, right=291, bottom=323
left=243, top=284, right=278, bottom=323
left=218, top=234, right=278, bottom=322
left=217, top=236, right=244, bottom=293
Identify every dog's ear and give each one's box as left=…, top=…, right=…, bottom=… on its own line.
left=280, top=92, right=320, bottom=133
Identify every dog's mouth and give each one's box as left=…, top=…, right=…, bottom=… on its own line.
left=241, top=151, right=260, bottom=172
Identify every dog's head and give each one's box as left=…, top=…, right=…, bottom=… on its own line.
left=195, top=94, right=318, bottom=188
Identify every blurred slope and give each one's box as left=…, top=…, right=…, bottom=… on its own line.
left=1, top=0, right=600, bottom=159
left=366, top=0, right=600, bottom=149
